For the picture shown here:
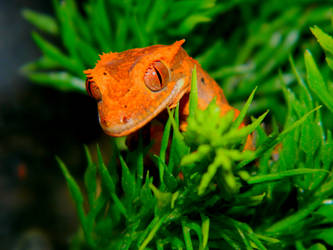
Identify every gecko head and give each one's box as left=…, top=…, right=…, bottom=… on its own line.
left=84, top=40, right=190, bottom=137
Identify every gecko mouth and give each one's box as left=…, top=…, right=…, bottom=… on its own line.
left=100, top=78, right=185, bottom=137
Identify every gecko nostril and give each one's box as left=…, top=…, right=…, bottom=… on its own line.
left=124, top=105, right=127, bottom=108
left=122, top=116, right=128, bottom=123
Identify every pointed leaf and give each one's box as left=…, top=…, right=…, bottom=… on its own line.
left=119, top=155, right=136, bottom=200
left=26, top=71, right=85, bottom=92
left=83, top=145, right=97, bottom=206
left=310, top=26, right=333, bottom=55
left=305, top=50, right=333, bottom=112
left=31, top=32, right=83, bottom=75
left=96, top=145, right=127, bottom=218
left=22, top=9, right=58, bottom=34
left=248, top=169, right=328, bottom=185
left=232, top=86, right=257, bottom=130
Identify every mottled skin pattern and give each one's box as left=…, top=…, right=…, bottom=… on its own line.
left=84, top=40, right=252, bottom=148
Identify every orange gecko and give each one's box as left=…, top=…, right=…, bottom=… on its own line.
left=84, top=40, right=253, bottom=149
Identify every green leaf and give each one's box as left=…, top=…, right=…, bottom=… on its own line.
left=56, top=156, right=95, bottom=247
left=189, top=65, right=198, bottom=119
left=179, top=15, right=211, bottom=34
left=310, top=26, right=333, bottom=55
left=75, top=39, right=99, bottom=67
left=137, top=133, right=144, bottom=186
left=239, top=105, right=322, bottom=169
left=119, top=155, right=136, bottom=201
left=232, top=86, right=257, bottom=130
left=86, top=192, right=107, bottom=236
left=198, top=150, right=233, bottom=195
left=138, top=215, right=167, bottom=250
left=184, top=99, right=231, bottom=146
left=300, top=121, right=322, bottom=155
left=56, top=156, right=84, bottom=210
left=21, top=56, right=60, bottom=72
left=187, top=222, right=204, bottom=249
left=278, top=130, right=297, bottom=171
left=96, top=145, right=115, bottom=194
left=153, top=155, right=166, bottom=188
left=96, top=145, right=127, bottom=218
left=315, top=205, right=333, bottom=224
left=320, top=132, right=333, bottom=169
left=83, top=145, right=96, bottom=206
left=219, top=231, right=241, bottom=249
left=278, top=106, right=321, bottom=140
left=214, top=110, right=269, bottom=147
left=168, top=106, right=190, bottom=172
left=266, top=199, right=323, bottom=234
left=289, top=55, right=313, bottom=111
left=26, top=71, right=85, bottom=92
left=308, top=243, right=327, bottom=250
left=296, top=241, right=306, bottom=250
left=304, top=50, right=333, bottom=112
left=57, top=2, right=78, bottom=60
left=31, top=32, right=83, bottom=75
left=326, top=55, right=333, bottom=71
left=22, top=9, right=58, bottom=35
left=160, top=115, right=172, bottom=164
left=247, top=169, right=328, bottom=185
left=163, top=166, right=178, bottom=191
left=234, top=192, right=266, bottom=207
left=67, top=0, right=92, bottom=43
left=181, top=144, right=211, bottom=167
left=201, top=216, right=210, bottom=250
left=139, top=172, right=155, bottom=214
left=149, top=184, right=172, bottom=210
left=95, top=0, right=112, bottom=40
left=315, top=177, right=333, bottom=199
left=182, top=221, right=194, bottom=250
left=88, top=3, right=111, bottom=51
left=146, top=0, right=168, bottom=33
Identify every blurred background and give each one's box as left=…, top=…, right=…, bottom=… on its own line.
left=0, top=1, right=103, bottom=249
left=1, top=0, right=333, bottom=249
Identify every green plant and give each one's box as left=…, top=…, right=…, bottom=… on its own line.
left=60, top=51, right=332, bottom=248
left=22, top=0, right=333, bottom=119
left=23, top=0, right=333, bottom=249
left=21, top=0, right=225, bottom=91
left=59, top=57, right=332, bottom=248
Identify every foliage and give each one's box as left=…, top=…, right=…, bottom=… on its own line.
left=59, top=55, right=332, bottom=248
left=23, top=0, right=333, bottom=249
left=22, top=0, right=333, bottom=119
left=21, top=0, right=223, bottom=91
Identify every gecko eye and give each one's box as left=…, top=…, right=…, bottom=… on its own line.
left=144, top=61, right=169, bottom=91
left=86, top=78, right=102, bottom=101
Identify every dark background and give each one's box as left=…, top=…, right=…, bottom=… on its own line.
left=0, top=1, right=103, bottom=249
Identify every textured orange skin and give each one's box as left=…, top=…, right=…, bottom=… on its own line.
left=84, top=41, right=253, bottom=149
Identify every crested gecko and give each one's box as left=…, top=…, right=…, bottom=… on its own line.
left=84, top=40, right=253, bottom=149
